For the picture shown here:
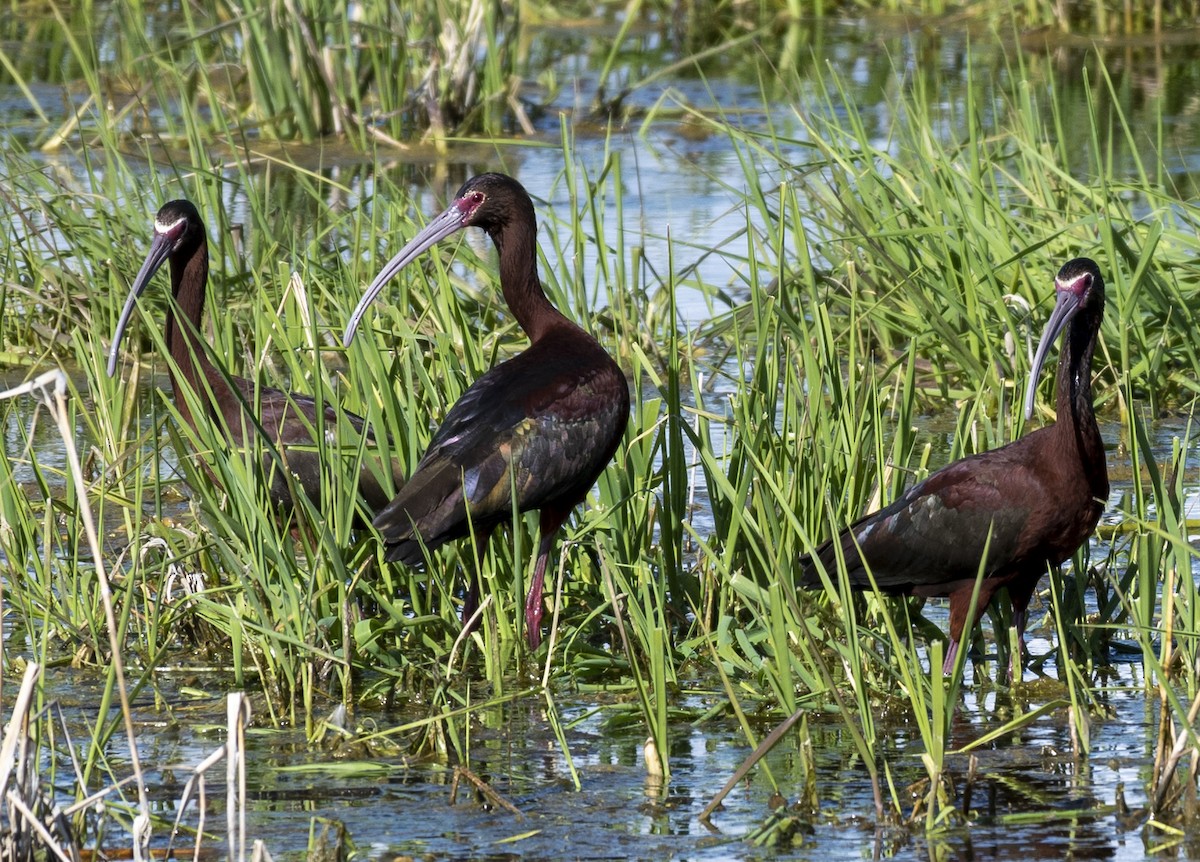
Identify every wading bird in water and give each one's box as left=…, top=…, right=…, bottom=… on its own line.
left=107, top=199, right=403, bottom=514
left=343, top=173, right=629, bottom=649
left=802, top=258, right=1108, bottom=676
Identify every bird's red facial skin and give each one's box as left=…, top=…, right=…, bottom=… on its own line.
left=1057, top=269, right=1093, bottom=299
left=457, top=190, right=487, bottom=223
left=155, top=216, right=187, bottom=242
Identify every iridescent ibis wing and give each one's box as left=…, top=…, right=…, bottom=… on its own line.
left=820, top=458, right=1037, bottom=591
left=239, top=382, right=401, bottom=514
left=375, top=332, right=627, bottom=563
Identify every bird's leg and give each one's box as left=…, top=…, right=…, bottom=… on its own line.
left=944, top=587, right=979, bottom=677
left=1007, top=577, right=1039, bottom=684
left=525, top=509, right=569, bottom=650
left=1008, top=605, right=1028, bottom=685
left=946, top=581, right=1000, bottom=678
left=461, top=527, right=494, bottom=630
left=941, top=638, right=960, bottom=675
left=524, top=532, right=554, bottom=650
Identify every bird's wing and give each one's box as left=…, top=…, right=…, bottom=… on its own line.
left=374, top=345, right=628, bottom=559
left=228, top=383, right=402, bottom=512
left=809, top=449, right=1050, bottom=592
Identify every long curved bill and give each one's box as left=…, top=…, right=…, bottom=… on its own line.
left=1023, top=288, right=1082, bottom=420
left=342, top=205, right=469, bottom=346
left=105, top=233, right=176, bottom=378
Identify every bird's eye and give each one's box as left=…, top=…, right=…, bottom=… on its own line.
left=156, top=218, right=188, bottom=242
left=470, top=192, right=485, bottom=206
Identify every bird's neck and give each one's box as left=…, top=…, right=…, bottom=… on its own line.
left=164, top=246, right=221, bottom=425
left=493, top=221, right=570, bottom=343
left=1054, top=308, right=1105, bottom=480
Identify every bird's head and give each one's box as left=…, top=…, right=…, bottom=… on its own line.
left=343, top=173, right=534, bottom=345
left=1053, top=257, right=1104, bottom=312
left=106, top=199, right=208, bottom=378
left=445, top=173, right=533, bottom=239
left=152, top=200, right=205, bottom=256
left=1023, top=257, right=1105, bottom=419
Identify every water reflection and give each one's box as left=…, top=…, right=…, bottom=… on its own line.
left=5, top=14, right=1200, bottom=860
left=8, top=20, right=1200, bottom=313
left=33, top=669, right=1155, bottom=859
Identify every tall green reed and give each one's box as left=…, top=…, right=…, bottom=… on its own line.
left=643, top=30, right=1200, bottom=829
left=0, top=0, right=525, bottom=148
left=6, top=10, right=1200, bottom=842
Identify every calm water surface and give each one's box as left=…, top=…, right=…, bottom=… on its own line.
left=5, top=12, right=1200, bottom=862
left=44, top=660, right=1174, bottom=861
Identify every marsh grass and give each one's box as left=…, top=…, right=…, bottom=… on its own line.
left=666, top=31, right=1200, bottom=831
left=4, top=4, right=1200, bottom=855
left=1, top=0, right=1193, bottom=151
left=710, top=37, right=1200, bottom=835
left=0, top=0, right=526, bottom=146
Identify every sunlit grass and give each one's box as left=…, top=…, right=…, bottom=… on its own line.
left=3, top=4, right=1200, bottom=855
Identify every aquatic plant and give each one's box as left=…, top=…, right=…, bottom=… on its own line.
left=3, top=4, right=1200, bottom=857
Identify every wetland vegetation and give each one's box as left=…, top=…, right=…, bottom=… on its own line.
left=3, top=0, right=1200, bottom=858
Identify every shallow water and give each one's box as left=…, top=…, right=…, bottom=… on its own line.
left=5, top=10, right=1200, bottom=862
left=42, top=660, right=1181, bottom=861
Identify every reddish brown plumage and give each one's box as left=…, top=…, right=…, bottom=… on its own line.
left=344, top=174, right=630, bottom=649
left=803, top=258, right=1108, bottom=674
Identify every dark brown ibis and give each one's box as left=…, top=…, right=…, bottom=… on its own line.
left=107, top=199, right=403, bottom=514
left=343, top=173, right=630, bottom=649
left=802, top=258, right=1108, bottom=675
